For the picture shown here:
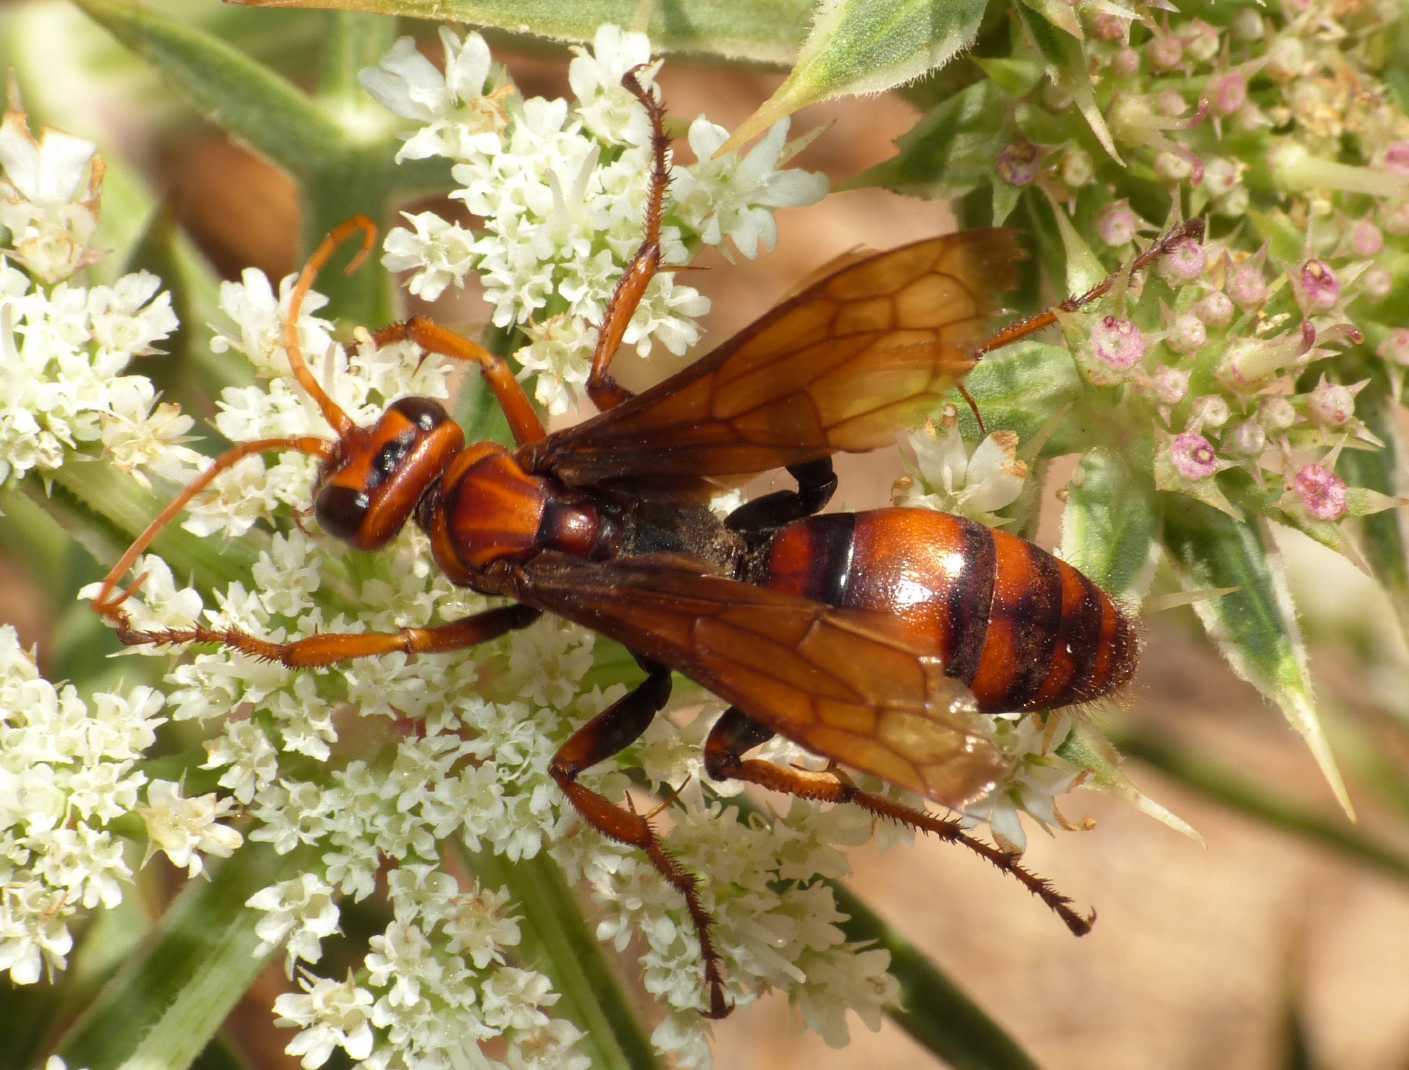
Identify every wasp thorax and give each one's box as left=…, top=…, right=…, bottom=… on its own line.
left=314, top=397, right=464, bottom=550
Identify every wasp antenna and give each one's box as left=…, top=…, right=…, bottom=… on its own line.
left=92, top=435, right=332, bottom=624
left=284, top=216, right=378, bottom=437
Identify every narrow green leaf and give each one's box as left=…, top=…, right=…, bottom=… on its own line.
left=57, top=845, right=315, bottom=1070
left=719, top=0, right=987, bottom=154
left=1340, top=392, right=1409, bottom=647
left=73, top=0, right=348, bottom=177
left=317, top=12, right=399, bottom=111
left=1012, top=6, right=1120, bottom=162
left=829, top=882, right=1041, bottom=1070
left=1060, top=447, right=1157, bottom=604
left=1161, top=500, right=1354, bottom=818
left=463, top=848, right=660, bottom=1070
left=234, top=0, right=815, bottom=66
left=1117, top=729, right=1409, bottom=883
left=846, top=80, right=1009, bottom=200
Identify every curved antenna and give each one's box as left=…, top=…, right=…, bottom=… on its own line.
left=283, top=215, right=378, bottom=436
left=91, top=435, right=332, bottom=621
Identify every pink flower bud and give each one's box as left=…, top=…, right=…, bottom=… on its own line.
left=1148, top=33, right=1184, bottom=72
left=1203, top=157, right=1240, bottom=196
left=1298, top=259, right=1340, bottom=311
left=1113, top=48, right=1140, bottom=77
left=1091, top=14, right=1129, bottom=41
left=1363, top=268, right=1392, bottom=300
left=1293, top=464, right=1347, bottom=520
left=1350, top=220, right=1383, bottom=257
left=1151, top=365, right=1189, bottom=404
left=1181, top=20, right=1220, bottom=63
left=1158, top=238, right=1206, bottom=284
left=1191, top=394, right=1230, bottom=429
left=1308, top=378, right=1355, bottom=427
left=1377, top=327, right=1409, bottom=366
left=1167, top=312, right=1207, bottom=354
left=1381, top=201, right=1409, bottom=236
left=1211, top=72, right=1247, bottom=116
left=1228, top=263, right=1268, bottom=309
left=997, top=141, right=1041, bottom=186
left=1171, top=433, right=1219, bottom=480
left=1194, top=291, right=1234, bottom=327
left=1091, top=315, right=1147, bottom=369
left=1097, top=201, right=1140, bottom=246
left=1384, top=141, right=1409, bottom=176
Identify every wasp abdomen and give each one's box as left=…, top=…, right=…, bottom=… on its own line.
left=759, top=509, right=1136, bottom=712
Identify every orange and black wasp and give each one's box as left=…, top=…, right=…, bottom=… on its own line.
left=93, top=69, right=1201, bottom=1017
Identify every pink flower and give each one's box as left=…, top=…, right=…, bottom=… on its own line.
left=1298, top=259, right=1340, bottom=311
left=1090, top=315, right=1147, bottom=369
left=1171, top=433, right=1219, bottom=480
left=1293, top=464, right=1347, bottom=521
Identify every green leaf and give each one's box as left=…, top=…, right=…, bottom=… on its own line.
left=829, top=882, right=1041, bottom=1070
left=1057, top=725, right=1202, bottom=844
left=1060, top=447, right=1157, bottom=604
left=958, top=342, right=1088, bottom=455
left=1117, top=729, right=1409, bottom=884
left=463, top=848, right=660, bottom=1070
left=847, top=80, right=1009, bottom=201
left=56, top=845, right=315, bottom=1070
left=1012, top=5, right=1120, bottom=162
left=720, top=0, right=988, bottom=154
left=235, top=0, right=815, bottom=65
left=73, top=0, right=348, bottom=175
left=1161, top=500, right=1354, bottom=818
left=1339, top=392, right=1409, bottom=648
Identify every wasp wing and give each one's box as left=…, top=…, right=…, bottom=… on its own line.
left=525, top=229, right=1022, bottom=485
left=499, top=553, right=1008, bottom=808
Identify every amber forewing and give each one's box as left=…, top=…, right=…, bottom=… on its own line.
left=502, top=554, right=1009, bottom=807
left=529, top=230, right=1022, bottom=483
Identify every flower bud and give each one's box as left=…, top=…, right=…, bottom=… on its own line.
left=1377, top=327, right=1409, bottom=366
left=1113, top=48, right=1140, bottom=77
left=1155, top=150, right=1195, bottom=182
left=1363, top=268, right=1392, bottom=300
left=1266, top=35, right=1306, bottom=80
left=1191, top=394, right=1230, bottom=429
left=1259, top=396, right=1297, bottom=431
left=1203, top=157, right=1240, bottom=196
left=1171, top=433, right=1219, bottom=480
left=1060, top=146, right=1094, bottom=188
left=1194, top=291, right=1234, bottom=328
left=1148, top=33, right=1184, bottom=73
left=997, top=141, right=1041, bottom=186
left=1217, top=186, right=1250, bottom=216
left=1349, top=220, right=1383, bottom=257
left=1230, top=9, right=1264, bottom=41
left=1151, top=365, right=1190, bottom=404
left=1180, top=20, right=1219, bottom=64
left=1158, top=238, right=1206, bottom=284
left=1097, top=201, right=1139, bottom=246
left=1228, top=263, right=1268, bottom=309
left=1211, top=72, right=1247, bottom=116
left=1292, top=464, right=1347, bottom=521
left=1384, top=141, right=1409, bottom=176
left=1167, top=312, right=1207, bottom=354
left=1307, top=377, right=1355, bottom=427
left=1227, top=420, right=1266, bottom=456
left=1382, top=201, right=1409, bottom=236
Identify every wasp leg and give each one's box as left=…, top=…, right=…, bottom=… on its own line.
left=549, top=657, right=731, bottom=1018
left=724, top=459, right=837, bottom=533
left=703, top=707, right=1095, bottom=937
left=107, top=604, right=541, bottom=667
left=371, top=317, right=546, bottom=446
left=585, top=66, right=672, bottom=412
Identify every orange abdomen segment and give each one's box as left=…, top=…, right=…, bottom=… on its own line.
left=760, top=509, right=1136, bottom=711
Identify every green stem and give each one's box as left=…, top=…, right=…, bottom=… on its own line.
left=460, top=847, right=660, bottom=1070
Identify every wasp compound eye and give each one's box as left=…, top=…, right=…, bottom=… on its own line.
left=390, top=396, right=449, bottom=432
left=315, top=483, right=371, bottom=541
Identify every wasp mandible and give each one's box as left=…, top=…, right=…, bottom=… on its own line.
left=93, top=68, right=1201, bottom=1018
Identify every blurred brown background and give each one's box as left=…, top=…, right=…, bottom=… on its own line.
left=8, top=29, right=1409, bottom=1070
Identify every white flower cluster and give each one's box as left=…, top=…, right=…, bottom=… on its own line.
left=0, top=107, right=193, bottom=490
left=360, top=25, right=828, bottom=414
left=894, top=405, right=1029, bottom=526
left=0, top=624, right=240, bottom=985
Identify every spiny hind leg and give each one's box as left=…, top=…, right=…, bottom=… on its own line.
left=702, top=706, right=1094, bottom=936
left=549, top=655, right=731, bottom=1018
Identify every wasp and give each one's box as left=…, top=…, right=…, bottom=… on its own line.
left=93, top=69, right=1201, bottom=1018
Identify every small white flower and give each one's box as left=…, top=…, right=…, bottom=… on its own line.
left=0, top=107, right=102, bottom=282
left=569, top=25, right=656, bottom=145
left=274, top=970, right=376, bottom=1069
left=248, top=872, right=342, bottom=971
left=674, top=116, right=829, bottom=258
left=138, top=780, right=243, bottom=877
left=895, top=408, right=1028, bottom=524
left=381, top=210, right=477, bottom=300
